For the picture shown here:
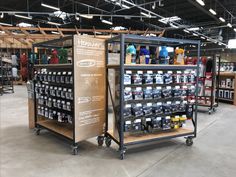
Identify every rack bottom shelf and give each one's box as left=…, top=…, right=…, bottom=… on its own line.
left=108, top=128, right=194, bottom=145
left=37, top=120, right=73, bottom=139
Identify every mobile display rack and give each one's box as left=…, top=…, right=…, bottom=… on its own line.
left=0, top=57, right=14, bottom=95
left=197, top=55, right=220, bottom=114
left=98, top=34, right=200, bottom=160
left=32, top=35, right=106, bottom=155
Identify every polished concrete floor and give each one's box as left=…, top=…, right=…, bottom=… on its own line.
left=1, top=85, right=236, bottom=177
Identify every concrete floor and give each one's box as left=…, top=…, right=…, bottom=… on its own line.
left=1, top=85, right=236, bottom=177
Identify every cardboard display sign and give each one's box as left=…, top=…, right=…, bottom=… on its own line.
left=73, top=35, right=106, bottom=142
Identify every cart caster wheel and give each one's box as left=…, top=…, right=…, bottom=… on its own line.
left=186, top=137, right=193, bottom=146
left=97, top=136, right=104, bottom=146
left=120, top=153, right=124, bottom=160
left=35, top=129, right=40, bottom=135
left=105, top=137, right=112, bottom=147
left=208, top=110, right=212, bottom=115
left=72, top=148, right=78, bottom=155
left=213, top=108, right=216, bottom=112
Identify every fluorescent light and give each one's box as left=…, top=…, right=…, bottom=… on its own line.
left=0, top=13, right=3, bottom=18
left=41, top=3, right=60, bottom=11
left=122, top=0, right=135, bottom=6
left=183, top=29, right=190, bottom=33
left=187, top=27, right=200, bottom=31
left=121, top=4, right=130, bottom=9
left=201, top=36, right=206, bottom=39
left=78, top=14, right=93, bottom=19
left=51, top=31, right=60, bottom=34
left=219, top=17, right=225, bottom=22
left=227, top=23, right=232, bottom=28
left=159, top=16, right=181, bottom=24
left=170, top=23, right=179, bottom=29
left=196, top=0, right=205, bottom=6
left=15, top=14, right=32, bottom=20
left=193, top=33, right=198, bottom=36
left=47, top=21, right=61, bottom=26
left=0, top=22, right=12, bottom=26
left=209, top=9, right=217, bottom=15
left=141, top=12, right=151, bottom=18
left=101, top=19, right=113, bottom=25
left=234, top=28, right=236, bottom=32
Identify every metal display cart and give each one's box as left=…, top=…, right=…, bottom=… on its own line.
left=0, top=57, right=14, bottom=95
left=99, top=34, right=200, bottom=159
left=197, top=55, right=220, bottom=114
left=32, top=35, right=106, bottom=155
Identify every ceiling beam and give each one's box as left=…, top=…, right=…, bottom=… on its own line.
left=56, top=26, right=64, bottom=37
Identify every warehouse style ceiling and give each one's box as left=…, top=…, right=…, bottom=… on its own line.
left=0, top=0, right=235, bottom=48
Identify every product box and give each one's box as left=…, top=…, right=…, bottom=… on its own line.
left=171, top=115, right=180, bottom=129
left=152, top=117, right=162, bottom=130
left=124, top=70, right=132, bottom=85
left=132, top=103, right=144, bottom=117
left=152, top=102, right=163, bottom=114
left=124, top=87, right=133, bottom=101
left=143, top=102, right=153, bottom=116
left=172, top=86, right=182, bottom=97
left=164, top=71, right=173, bottom=84
left=124, top=104, right=132, bottom=118
left=162, top=116, right=171, bottom=130
left=143, top=71, right=153, bottom=84
left=162, top=86, right=172, bottom=98
left=163, top=101, right=172, bottom=114
left=132, top=71, right=143, bottom=85
left=132, top=119, right=143, bottom=131
left=154, top=71, right=164, bottom=84
left=143, top=87, right=153, bottom=100
left=224, top=90, right=230, bottom=99
left=132, top=87, right=143, bottom=100
left=124, top=120, right=132, bottom=132
left=153, top=86, right=162, bottom=99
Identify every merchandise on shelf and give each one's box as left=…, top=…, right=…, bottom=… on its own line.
left=124, top=70, right=132, bottom=85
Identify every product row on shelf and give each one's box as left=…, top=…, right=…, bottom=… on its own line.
left=124, top=70, right=196, bottom=85
left=124, top=85, right=195, bottom=101
left=122, top=100, right=194, bottom=119
left=37, top=105, right=72, bottom=124
left=34, top=70, right=73, bottom=84
left=220, top=78, right=234, bottom=89
left=124, top=114, right=189, bottom=132
left=219, top=90, right=234, bottom=100
left=217, top=62, right=236, bottom=72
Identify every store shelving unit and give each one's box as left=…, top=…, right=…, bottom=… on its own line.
left=217, top=72, right=236, bottom=105
left=0, top=57, right=14, bottom=95
left=101, top=34, right=200, bottom=159
left=197, top=55, right=219, bottom=114
left=32, top=35, right=106, bottom=154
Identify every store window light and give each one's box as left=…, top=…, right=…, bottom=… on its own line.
left=228, top=39, right=236, bottom=49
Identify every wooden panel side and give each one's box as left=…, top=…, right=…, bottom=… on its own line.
left=73, top=35, right=106, bottom=142
left=28, top=98, right=35, bottom=129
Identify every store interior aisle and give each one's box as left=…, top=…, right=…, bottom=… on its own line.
left=1, top=86, right=236, bottom=177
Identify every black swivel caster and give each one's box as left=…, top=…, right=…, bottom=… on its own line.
left=71, top=145, right=78, bottom=155
left=34, top=128, right=41, bottom=135
left=105, top=137, right=112, bottom=147
left=97, top=136, right=104, bottom=146
left=186, top=137, right=193, bottom=146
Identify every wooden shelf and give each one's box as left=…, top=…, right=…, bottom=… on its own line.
left=218, top=72, right=236, bottom=77
left=108, top=128, right=194, bottom=145
left=37, top=120, right=73, bottom=139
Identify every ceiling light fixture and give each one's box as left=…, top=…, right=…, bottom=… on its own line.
left=170, top=23, right=179, bottom=29
left=47, top=21, right=61, bottom=26
left=101, top=19, right=113, bottom=25
left=219, top=17, right=225, bottom=22
left=209, top=8, right=217, bottom=15
left=51, top=31, right=60, bottom=34
left=140, top=12, right=151, bottom=18
left=158, top=16, right=181, bottom=24
left=196, top=0, right=205, bottom=6
left=187, top=27, right=200, bottom=31
left=228, top=39, right=236, bottom=48
left=0, top=13, right=3, bottom=18
left=227, top=23, right=232, bottom=28
left=41, top=3, right=60, bottom=11
left=0, top=22, right=12, bottom=26
left=78, top=13, right=93, bottom=19
left=234, top=28, right=236, bottom=32
left=200, top=36, right=206, bottom=39
left=193, top=33, right=198, bottom=36
left=15, top=14, right=32, bottom=20
left=183, top=29, right=190, bottom=33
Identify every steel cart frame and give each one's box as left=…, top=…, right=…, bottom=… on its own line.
left=99, top=34, right=201, bottom=159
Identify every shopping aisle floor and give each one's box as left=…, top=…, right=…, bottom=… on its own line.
left=1, top=86, right=236, bottom=177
